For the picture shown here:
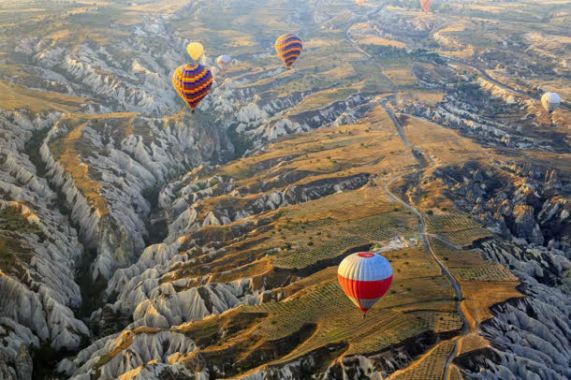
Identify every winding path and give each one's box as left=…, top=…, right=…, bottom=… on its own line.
left=381, top=103, right=470, bottom=380
left=340, top=10, right=488, bottom=379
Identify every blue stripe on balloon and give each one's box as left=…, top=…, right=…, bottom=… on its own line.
left=283, top=50, right=301, bottom=59
left=183, top=80, right=213, bottom=96
left=183, top=64, right=206, bottom=76
left=281, top=35, right=301, bottom=45
left=183, top=71, right=212, bottom=89
left=187, top=84, right=212, bottom=101
left=282, top=42, right=303, bottom=51
left=188, top=86, right=212, bottom=106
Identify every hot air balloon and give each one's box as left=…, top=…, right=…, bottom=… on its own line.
left=420, top=0, right=433, bottom=13
left=216, top=54, right=233, bottom=71
left=275, top=33, right=303, bottom=69
left=541, top=92, right=561, bottom=113
left=172, top=63, right=213, bottom=112
left=355, top=0, right=366, bottom=6
left=338, top=252, right=393, bottom=316
left=186, top=42, right=205, bottom=62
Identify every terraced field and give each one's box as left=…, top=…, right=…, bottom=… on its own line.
left=426, top=213, right=492, bottom=247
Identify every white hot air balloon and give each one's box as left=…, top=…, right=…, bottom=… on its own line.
left=541, top=92, right=561, bottom=113
left=216, top=54, right=233, bottom=72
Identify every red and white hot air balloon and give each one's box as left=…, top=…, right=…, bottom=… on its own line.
left=338, top=252, right=393, bottom=316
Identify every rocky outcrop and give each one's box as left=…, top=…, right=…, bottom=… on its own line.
left=436, top=161, right=570, bottom=251
left=513, top=204, right=544, bottom=245
left=434, top=160, right=571, bottom=379
left=402, top=75, right=571, bottom=152
left=0, top=111, right=88, bottom=375
left=463, top=240, right=571, bottom=380
left=0, top=318, right=38, bottom=380
left=15, top=18, right=184, bottom=116
left=208, top=173, right=371, bottom=226
left=58, top=330, right=198, bottom=380
left=160, top=172, right=370, bottom=243
left=39, top=115, right=229, bottom=281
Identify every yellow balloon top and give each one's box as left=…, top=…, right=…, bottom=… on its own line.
left=186, top=42, right=204, bottom=62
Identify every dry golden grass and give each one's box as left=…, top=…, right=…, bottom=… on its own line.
left=52, top=124, right=108, bottom=216
left=47, top=115, right=146, bottom=216
left=127, top=0, right=190, bottom=13
left=359, top=35, right=407, bottom=49
left=401, top=115, right=497, bottom=166
left=460, top=281, right=521, bottom=328
left=384, top=68, right=418, bottom=87
left=438, top=45, right=476, bottom=59
left=396, top=91, right=445, bottom=107
left=353, top=61, right=395, bottom=93
left=448, top=364, right=465, bottom=380
left=390, top=338, right=457, bottom=380
left=289, top=87, right=358, bottom=114
left=456, top=332, right=490, bottom=357
left=0, top=81, right=86, bottom=113
left=221, top=121, right=415, bottom=184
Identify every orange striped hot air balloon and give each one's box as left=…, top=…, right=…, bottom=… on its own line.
left=420, top=0, right=433, bottom=12
left=172, top=63, right=213, bottom=112
left=338, top=252, right=393, bottom=317
left=275, top=33, right=303, bottom=69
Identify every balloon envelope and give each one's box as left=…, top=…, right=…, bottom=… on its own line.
left=172, top=63, right=213, bottom=111
left=420, top=0, right=433, bottom=12
left=275, top=33, right=303, bottom=68
left=216, top=54, right=233, bottom=71
left=338, top=252, right=393, bottom=313
left=186, top=42, right=205, bottom=62
left=541, top=92, right=561, bottom=113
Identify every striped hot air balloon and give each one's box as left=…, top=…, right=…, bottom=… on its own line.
left=420, top=0, right=433, bottom=13
left=172, top=63, right=213, bottom=112
left=338, top=252, right=393, bottom=316
left=275, top=33, right=303, bottom=68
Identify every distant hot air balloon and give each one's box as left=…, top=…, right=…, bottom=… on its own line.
left=420, top=0, right=433, bottom=13
left=355, top=0, right=366, bottom=6
left=541, top=92, right=561, bottom=113
left=172, top=63, right=213, bottom=112
left=186, top=42, right=205, bottom=62
left=338, top=252, right=393, bottom=316
left=275, top=33, right=303, bottom=69
left=216, top=54, right=233, bottom=71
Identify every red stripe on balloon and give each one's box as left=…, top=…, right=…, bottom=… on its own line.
left=337, top=274, right=393, bottom=300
